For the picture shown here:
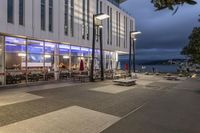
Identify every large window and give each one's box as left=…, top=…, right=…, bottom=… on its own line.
left=59, top=44, right=70, bottom=70
left=19, top=0, right=25, bottom=25
left=5, top=37, right=26, bottom=70
left=93, top=49, right=100, bottom=70
left=100, top=1, right=102, bottom=13
left=86, top=0, right=90, bottom=40
left=70, top=0, right=74, bottom=36
left=82, top=0, right=90, bottom=40
left=70, top=46, right=90, bottom=71
left=71, top=46, right=80, bottom=70
left=110, top=7, right=112, bottom=45
left=107, top=6, right=110, bottom=45
left=104, top=51, right=114, bottom=70
left=5, top=36, right=27, bottom=84
left=124, top=16, right=126, bottom=48
left=96, top=0, right=99, bottom=13
left=49, top=0, right=53, bottom=32
left=82, top=0, right=86, bottom=39
left=27, top=40, right=44, bottom=68
left=41, top=0, right=46, bottom=30
left=119, top=13, right=121, bottom=47
left=116, top=11, right=118, bottom=47
left=80, top=47, right=89, bottom=71
left=44, top=42, right=59, bottom=76
left=64, top=0, right=69, bottom=35
left=125, top=17, right=128, bottom=48
left=7, top=0, right=14, bottom=23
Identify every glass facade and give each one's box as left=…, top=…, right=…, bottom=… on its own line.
left=0, top=35, right=117, bottom=86
left=5, top=37, right=26, bottom=84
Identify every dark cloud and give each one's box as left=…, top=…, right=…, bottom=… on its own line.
left=121, top=0, right=200, bottom=59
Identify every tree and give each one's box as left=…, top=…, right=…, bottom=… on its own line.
left=181, top=27, right=200, bottom=64
left=151, top=0, right=197, bottom=14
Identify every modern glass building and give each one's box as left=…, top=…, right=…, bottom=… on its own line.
left=0, top=0, right=135, bottom=85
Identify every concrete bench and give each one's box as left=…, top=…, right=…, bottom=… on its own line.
left=113, top=79, right=136, bottom=86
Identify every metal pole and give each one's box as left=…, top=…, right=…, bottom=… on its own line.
left=129, top=32, right=132, bottom=76
left=133, top=39, right=136, bottom=73
left=90, top=15, right=96, bottom=82
left=99, top=27, right=104, bottom=81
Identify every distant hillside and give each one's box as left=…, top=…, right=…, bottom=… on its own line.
left=119, top=58, right=186, bottom=65
left=137, top=59, right=186, bottom=65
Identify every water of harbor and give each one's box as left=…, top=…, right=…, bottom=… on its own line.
left=119, top=60, right=178, bottom=73
left=136, top=65, right=177, bottom=73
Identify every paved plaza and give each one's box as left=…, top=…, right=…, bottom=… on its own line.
left=0, top=74, right=200, bottom=133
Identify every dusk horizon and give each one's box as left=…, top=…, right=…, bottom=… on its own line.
left=122, top=0, right=200, bottom=60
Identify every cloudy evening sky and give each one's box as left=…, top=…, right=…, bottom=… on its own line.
left=121, top=0, right=200, bottom=60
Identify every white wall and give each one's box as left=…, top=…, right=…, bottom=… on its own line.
left=0, top=0, right=135, bottom=53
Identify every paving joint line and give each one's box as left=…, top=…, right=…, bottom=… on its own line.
left=98, top=102, right=148, bottom=133
left=121, top=102, right=148, bottom=120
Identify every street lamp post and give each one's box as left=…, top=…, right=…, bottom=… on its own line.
left=90, top=15, right=96, bottom=82
left=133, top=38, right=136, bottom=73
left=129, top=31, right=132, bottom=76
left=99, top=28, right=104, bottom=81
left=90, top=13, right=109, bottom=82
left=130, top=31, right=141, bottom=74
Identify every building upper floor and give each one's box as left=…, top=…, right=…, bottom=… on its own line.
left=0, top=0, right=135, bottom=53
left=107, top=0, right=127, bottom=7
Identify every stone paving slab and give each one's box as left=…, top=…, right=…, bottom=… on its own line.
left=25, top=82, right=75, bottom=92
left=136, top=80, right=155, bottom=86
left=102, top=83, right=200, bottom=133
left=89, top=85, right=136, bottom=94
left=0, top=92, right=43, bottom=107
left=0, top=106, right=120, bottom=133
left=158, top=79, right=182, bottom=84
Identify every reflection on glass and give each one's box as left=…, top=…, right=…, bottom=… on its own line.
left=81, top=47, right=89, bottom=57
left=27, top=40, right=44, bottom=54
left=71, top=56, right=79, bottom=70
left=45, top=42, right=58, bottom=55
left=5, top=36, right=26, bottom=45
left=5, top=36, right=26, bottom=70
left=95, top=49, right=100, bottom=58
left=59, top=44, right=70, bottom=55
left=59, top=55, right=69, bottom=70
left=71, top=46, right=80, bottom=56
left=27, top=54, right=44, bottom=67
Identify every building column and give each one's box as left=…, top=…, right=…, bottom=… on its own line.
left=0, top=35, right=5, bottom=85
left=54, top=44, right=59, bottom=80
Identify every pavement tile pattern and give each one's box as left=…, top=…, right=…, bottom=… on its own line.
left=0, top=74, right=199, bottom=133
